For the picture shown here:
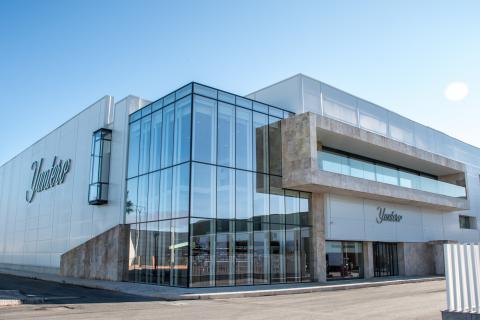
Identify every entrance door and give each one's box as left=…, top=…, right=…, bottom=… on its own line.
left=373, top=242, right=398, bottom=277
left=326, top=241, right=363, bottom=280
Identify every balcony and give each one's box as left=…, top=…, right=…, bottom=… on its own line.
left=318, top=149, right=466, bottom=198
left=281, top=112, right=469, bottom=211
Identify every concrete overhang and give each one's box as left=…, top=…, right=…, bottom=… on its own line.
left=281, top=112, right=468, bottom=211
left=315, top=115, right=465, bottom=176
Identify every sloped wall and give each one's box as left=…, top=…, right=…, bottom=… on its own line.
left=60, top=224, right=130, bottom=281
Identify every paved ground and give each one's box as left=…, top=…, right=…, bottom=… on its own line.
left=0, top=274, right=446, bottom=320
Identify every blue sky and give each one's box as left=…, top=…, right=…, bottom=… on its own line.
left=0, top=0, right=479, bottom=165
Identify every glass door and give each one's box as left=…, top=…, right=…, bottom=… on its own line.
left=373, top=242, right=398, bottom=277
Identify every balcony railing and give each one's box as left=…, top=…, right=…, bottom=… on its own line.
left=318, top=150, right=466, bottom=198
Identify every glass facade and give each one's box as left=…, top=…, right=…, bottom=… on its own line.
left=126, top=83, right=313, bottom=287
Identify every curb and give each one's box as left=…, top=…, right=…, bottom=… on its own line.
left=177, top=277, right=445, bottom=300
left=0, top=268, right=445, bottom=301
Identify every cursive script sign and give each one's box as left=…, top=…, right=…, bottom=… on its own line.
left=376, top=206, right=402, bottom=224
left=25, top=157, right=72, bottom=203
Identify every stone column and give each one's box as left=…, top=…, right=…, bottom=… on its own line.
left=397, top=242, right=406, bottom=276
left=363, top=241, right=374, bottom=279
left=312, top=193, right=326, bottom=282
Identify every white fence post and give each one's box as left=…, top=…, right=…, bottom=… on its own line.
left=444, top=243, right=480, bottom=314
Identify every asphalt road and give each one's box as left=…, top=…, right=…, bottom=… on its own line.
left=0, top=273, right=446, bottom=320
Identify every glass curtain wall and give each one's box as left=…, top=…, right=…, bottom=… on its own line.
left=126, top=83, right=312, bottom=287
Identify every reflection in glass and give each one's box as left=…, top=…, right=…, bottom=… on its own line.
left=253, top=112, right=269, bottom=173
left=172, top=163, right=190, bottom=218
left=191, top=163, right=216, bottom=218
left=216, top=219, right=235, bottom=286
left=285, top=190, right=300, bottom=225
left=270, top=223, right=286, bottom=283
left=299, top=192, right=312, bottom=226
left=147, top=172, right=160, bottom=222
left=236, top=220, right=253, bottom=285
left=236, top=108, right=252, bottom=170
left=268, top=117, right=282, bottom=176
left=145, top=221, right=159, bottom=284
left=193, top=95, right=217, bottom=163
left=171, top=218, right=189, bottom=287
left=161, top=104, right=175, bottom=168
left=217, top=167, right=235, bottom=220
left=286, top=225, right=301, bottom=282
left=217, top=102, right=235, bottom=167
left=254, top=223, right=270, bottom=284
left=326, top=241, right=363, bottom=280
left=137, top=223, right=147, bottom=282
left=269, top=176, right=285, bottom=224
left=137, top=175, right=149, bottom=222
left=125, top=178, right=138, bottom=224
left=150, top=110, right=163, bottom=171
left=254, top=173, right=269, bottom=224
left=158, top=220, right=171, bottom=285
left=236, top=170, right=253, bottom=221
left=190, top=218, right=215, bottom=287
left=173, top=96, right=191, bottom=164
left=128, top=224, right=139, bottom=282
left=139, top=116, right=151, bottom=175
left=300, top=227, right=313, bottom=281
left=159, top=168, right=172, bottom=220
left=127, top=121, right=141, bottom=178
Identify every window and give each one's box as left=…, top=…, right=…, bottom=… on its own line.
left=88, top=128, right=111, bottom=205
left=191, top=163, right=216, bottom=218
left=216, top=219, right=235, bottom=286
left=253, top=112, right=269, bottom=174
left=137, top=175, right=149, bottom=222
left=326, top=241, right=363, bottom=280
left=217, top=102, right=235, bottom=167
left=139, top=116, right=151, bottom=174
left=235, top=220, right=253, bottom=285
left=459, top=215, right=477, bottom=230
left=172, top=163, right=190, bottom=218
left=125, top=178, right=138, bottom=224
left=159, top=168, right=172, bottom=220
left=127, top=121, right=141, bottom=178
left=150, top=110, right=163, bottom=171
left=268, top=117, right=282, bottom=176
left=235, top=170, right=253, bottom=221
left=161, top=104, right=175, bottom=168
left=193, top=95, right=217, bottom=164
left=236, top=108, right=252, bottom=170
left=173, top=96, right=191, bottom=164
left=147, top=172, right=160, bottom=222
left=190, top=218, right=215, bottom=287
left=217, top=167, right=235, bottom=219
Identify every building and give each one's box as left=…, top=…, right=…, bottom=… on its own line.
left=0, top=74, right=478, bottom=288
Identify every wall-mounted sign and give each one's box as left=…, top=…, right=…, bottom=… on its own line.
left=376, top=206, right=402, bottom=224
left=25, top=156, right=72, bottom=203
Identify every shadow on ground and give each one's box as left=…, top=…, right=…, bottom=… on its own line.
left=0, top=273, right=159, bottom=304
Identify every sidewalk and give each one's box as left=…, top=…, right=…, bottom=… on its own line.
left=0, top=267, right=444, bottom=301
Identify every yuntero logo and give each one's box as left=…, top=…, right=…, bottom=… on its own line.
left=376, top=206, right=402, bottom=224
left=25, top=156, right=72, bottom=203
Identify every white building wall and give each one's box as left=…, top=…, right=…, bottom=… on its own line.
left=325, top=193, right=476, bottom=243
left=0, top=95, right=147, bottom=271
left=249, top=74, right=480, bottom=244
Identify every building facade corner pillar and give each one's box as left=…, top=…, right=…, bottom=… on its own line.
left=312, top=193, right=326, bottom=282
left=363, top=241, right=374, bottom=279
